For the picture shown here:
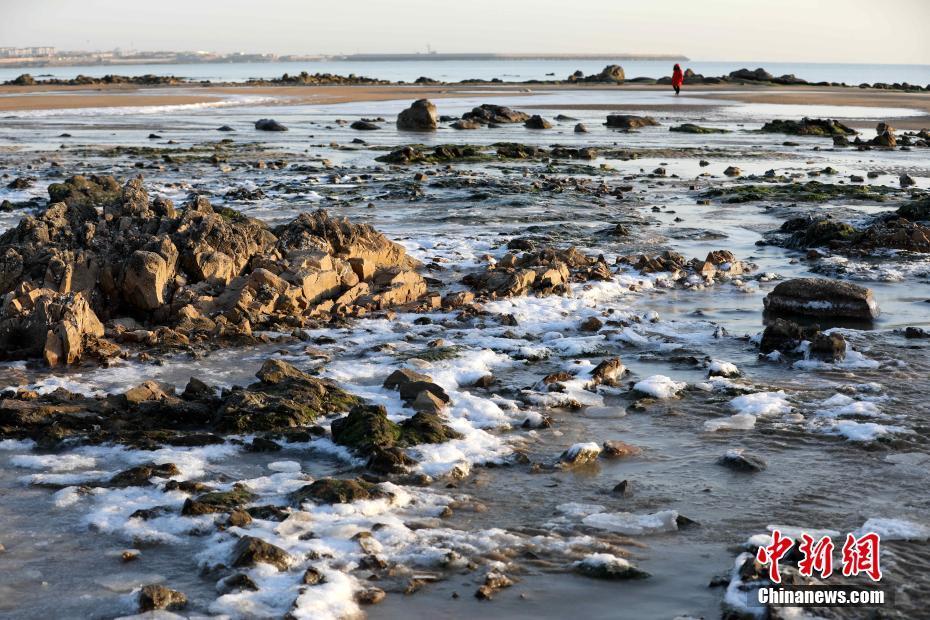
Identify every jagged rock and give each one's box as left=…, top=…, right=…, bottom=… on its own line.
left=0, top=288, right=105, bottom=367
left=591, top=358, right=625, bottom=386
left=605, top=115, right=660, bottom=129
left=763, top=278, right=879, bottom=320
left=231, top=535, right=291, bottom=571
left=396, top=99, right=438, bottom=131
left=138, top=584, right=187, bottom=612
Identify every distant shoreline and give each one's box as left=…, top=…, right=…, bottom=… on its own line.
left=0, top=53, right=689, bottom=70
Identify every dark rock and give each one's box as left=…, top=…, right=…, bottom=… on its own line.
left=254, top=119, right=288, bottom=131
left=396, top=99, right=438, bottom=131
left=605, top=115, right=660, bottom=129
left=524, top=115, right=552, bottom=129
left=717, top=450, right=767, bottom=472
left=763, top=278, right=879, bottom=320
left=350, top=120, right=380, bottom=131
left=231, top=535, right=291, bottom=571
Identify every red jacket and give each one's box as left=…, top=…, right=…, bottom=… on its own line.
left=672, top=66, right=684, bottom=87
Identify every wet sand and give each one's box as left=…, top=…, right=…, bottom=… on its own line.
left=1, top=82, right=929, bottom=129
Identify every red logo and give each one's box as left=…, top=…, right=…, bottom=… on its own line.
left=755, top=530, right=881, bottom=583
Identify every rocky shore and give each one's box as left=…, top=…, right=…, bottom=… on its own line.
left=0, top=86, right=928, bottom=620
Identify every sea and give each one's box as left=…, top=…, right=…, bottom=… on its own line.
left=1, top=58, right=928, bottom=85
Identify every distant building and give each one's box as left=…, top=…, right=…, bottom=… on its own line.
left=0, top=47, right=55, bottom=58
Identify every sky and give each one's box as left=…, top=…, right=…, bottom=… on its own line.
left=1, top=0, right=929, bottom=64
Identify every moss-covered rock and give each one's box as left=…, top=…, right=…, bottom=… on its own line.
left=215, top=360, right=360, bottom=433
left=290, top=478, right=383, bottom=505
left=181, top=483, right=256, bottom=515
left=47, top=175, right=122, bottom=210
left=760, top=118, right=856, bottom=137
left=897, top=196, right=930, bottom=221
left=330, top=405, right=402, bottom=454
left=702, top=181, right=897, bottom=204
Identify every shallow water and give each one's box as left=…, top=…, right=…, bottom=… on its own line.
left=0, top=88, right=929, bottom=619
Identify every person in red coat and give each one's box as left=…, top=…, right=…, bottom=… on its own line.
left=672, top=63, right=684, bottom=95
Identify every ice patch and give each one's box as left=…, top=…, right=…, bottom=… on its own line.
left=582, top=509, right=679, bottom=535
left=632, top=375, right=686, bottom=398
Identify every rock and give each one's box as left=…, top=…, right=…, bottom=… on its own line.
left=396, top=99, right=438, bottom=131
left=833, top=135, right=850, bottom=147
left=227, top=509, right=253, bottom=527
left=138, top=584, right=187, bottom=612
left=574, top=555, right=649, bottom=580
left=760, top=118, right=856, bottom=137
left=763, top=278, right=880, bottom=320
left=874, top=122, right=897, bottom=147
left=398, top=380, right=450, bottom=404
left=0, top=289, right=105, bottom=367
left=110, top=462, right=180, bottom=487
left=567, top=64, right=625, bottom=83
left=559, top=442, right=602, bottom=467
left=231, top=535, right=291, bottom=571
left=591, top=358, right=625, bottom=386
left=411, top=389, right=447, bottom=414
left=524, top=115, right=552, bottom=129
left=670, top=124, right=729, bottom=134
left=760, top=318, right=812, bottom=354
left=612, top=480, right=633, bottom=496
left=383, top=368, right=432, bottom=389
left=450, top=119, right=482, bottom=130
left=900, top=174, right=916, bottom=187
left=356, top=587, right=386, bottom=605
left=474, top=572, right=514, bottom=599
left=350, top=120, right=380, bottom=131
left=809, top=332, right=846, bottom=362
left=723, top=166, right=741, bottom=177
left=291, top=478, right=381, bottom=505
left=302, top=567, right=325, bottom=585
left=182, top=484, right=257, bottom=515
left=218, top=573, right=258, bottom=593
left=254, top=119, right=288, bottom=131
left=728, top=67, right=774, bottom=82
left=605, top=115, right=660, bottom=129
left=121, top=250, right=169, bottom=311
left=462, top=104, right=529, bottom=124
left=217, top=125, right=235, bottom=132
left=717, top=449, right=767, bottom=472
left=905, top=326, right=930, bottom=339
left=574, top=123, right=588, bottom=133
left=579, top=316, right=603, bottom=332
left=602, top=441, right=642, bottom=459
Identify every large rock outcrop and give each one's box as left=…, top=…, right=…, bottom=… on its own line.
left=763, top=278, right=879, bottom=320
left=396, top=99, right=438, bottom=131
left=0, top=175, right=427, bottom=365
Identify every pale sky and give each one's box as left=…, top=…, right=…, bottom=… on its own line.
left=2, top=0, right=929, bottom=64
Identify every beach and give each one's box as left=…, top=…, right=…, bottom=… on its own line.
left=1, top=68, right=929, bottom=620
